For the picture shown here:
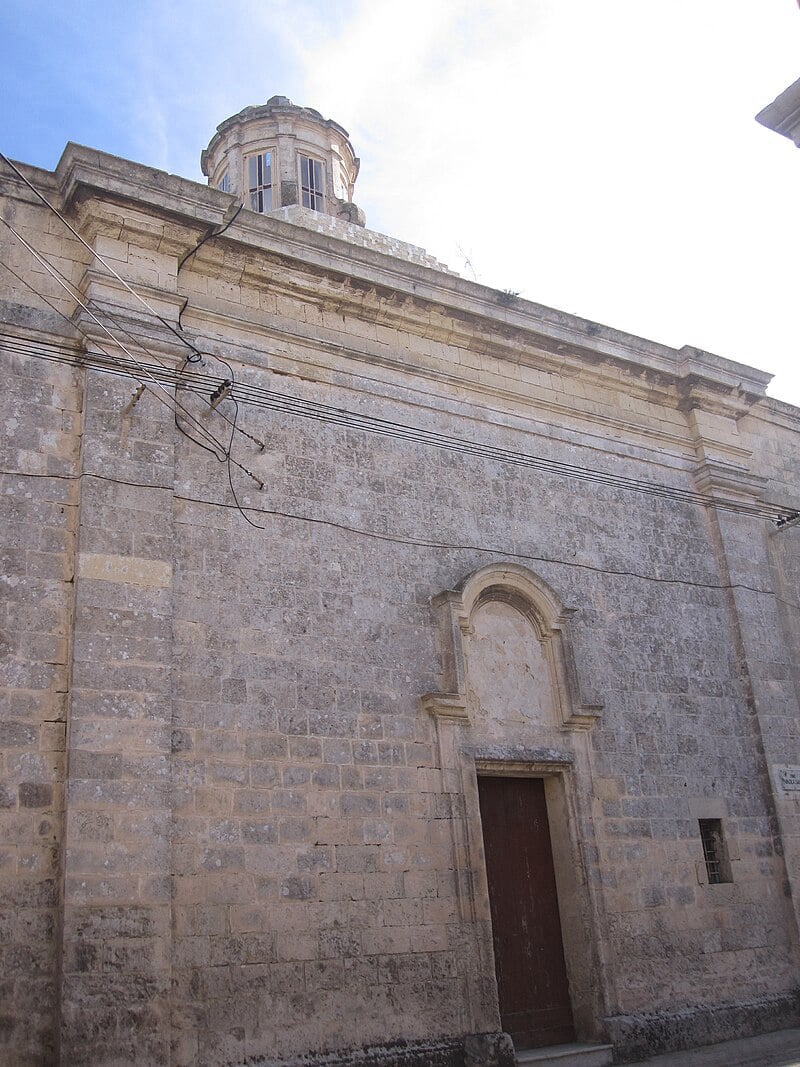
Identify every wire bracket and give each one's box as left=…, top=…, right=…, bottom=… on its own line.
left=121, top=384, right=146, bottom=416
left=239, top=463, right=265, bottom=490
left=209, top=379, right=232, bottom=409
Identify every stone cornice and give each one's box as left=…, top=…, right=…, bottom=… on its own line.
left=0, top=158, right=59, bottom=201
left=693, top=460, right=769, bottom=503
left=32, top=143, right=786, bottom=424
left=677, top=348, right=773, bottom=416
left=749, top=396, right=800, bottom=434
left=40, top=268, right=704, bottom=476
left=756, top=78, right=800, bottom=147
left=56, top=142, right=228, bottom=230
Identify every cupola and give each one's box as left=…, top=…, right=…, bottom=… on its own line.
left=201, top=95, right=365, bottom=226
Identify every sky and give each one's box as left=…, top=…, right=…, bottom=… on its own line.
left=2, top=0, right=799, bottom=405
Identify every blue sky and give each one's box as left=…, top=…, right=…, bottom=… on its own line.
left=3, top=1, right=800, bottom=405
left=1, top=0, right=315, bottom=175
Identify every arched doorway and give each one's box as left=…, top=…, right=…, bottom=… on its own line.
left=422, top=563, right=607, bottom=1051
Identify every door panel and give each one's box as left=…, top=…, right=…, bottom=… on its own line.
left=477, top=776, right=575, bottom=1049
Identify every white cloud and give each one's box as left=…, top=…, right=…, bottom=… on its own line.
left=6, top=0, right=796, bottom=398
left=265, top=0, right=800, bottom=404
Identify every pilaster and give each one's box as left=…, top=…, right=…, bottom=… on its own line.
left=59, top=361, right=177, bottom=1065
left=688, top=411, right=800, bottom=949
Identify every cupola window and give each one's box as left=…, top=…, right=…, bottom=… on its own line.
left=218, top=171, right=229, bottom=193
left=247, top=150, right=273, bottom=212
left=300, top=154, right=324, bottom=211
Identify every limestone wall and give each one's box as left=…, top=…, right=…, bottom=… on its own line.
left=0, top=307, right=79, bottom=1066
left=1, top=148, right=800, bottom=1066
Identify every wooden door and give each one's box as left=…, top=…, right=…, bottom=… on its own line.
left=477, top=775, right=575, bottom=1050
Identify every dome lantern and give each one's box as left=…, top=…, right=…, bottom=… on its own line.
left=201, top=95, right=365, bottom=226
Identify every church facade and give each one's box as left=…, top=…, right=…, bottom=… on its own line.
left=2, top=98, right=800, bottom=1067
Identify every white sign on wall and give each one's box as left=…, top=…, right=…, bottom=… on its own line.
left=778, top=767, right=800, bottom=793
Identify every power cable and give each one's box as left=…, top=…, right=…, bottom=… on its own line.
left=0, top=150, right=794, bottom=528
left=0, top=262, right=264, bottom=497
left=6, top=460, right=798, bottom=603
left=0, top=147, right=261, bottom=474
left=4, top=328, right=796, bottom=529
left=0, top=161, right=264, bottom=454
left=0, top=224, right=227, bottom=460
left=177, top=201, right=244, bottom=275
left=0, top=150, right=203, bottom=364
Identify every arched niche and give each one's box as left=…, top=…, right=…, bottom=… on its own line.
left=422, top=562, right=601, bottom=732
left=418, top=564, right=610, bottom=1042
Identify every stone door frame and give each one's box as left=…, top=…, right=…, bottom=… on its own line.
left=421, top=562, right=614, bottom=1043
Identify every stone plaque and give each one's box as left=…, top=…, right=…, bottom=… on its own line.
left=778, top=767, right=800, bottom=792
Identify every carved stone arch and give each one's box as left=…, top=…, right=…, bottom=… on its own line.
left=422, top=562, right=602, bottom=731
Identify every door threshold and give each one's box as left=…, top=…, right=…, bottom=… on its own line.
left=515, top=1042, right=614, bottom=1067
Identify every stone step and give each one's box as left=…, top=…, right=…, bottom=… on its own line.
left=515, top=1042, right=614, bottom=1067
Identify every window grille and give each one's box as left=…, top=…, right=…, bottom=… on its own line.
left=699, top=819, right=732, bottom=884
left=218, top=171, right=229, bottom=193
left=247, top=151, right=273, bottom=212
left=300, top=155, right=324, bottom=211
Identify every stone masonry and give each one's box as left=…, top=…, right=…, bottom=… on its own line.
left=1, top=103, right=800, bottom=1066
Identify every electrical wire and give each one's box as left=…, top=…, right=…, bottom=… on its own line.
left=0, top=153, right=795, bottom=528
left=0, top=262, right=264, bottom=494
left=4, top=327, right=796, bottom=530
left=0, top=148, right=262, bottom=456
left=0, top=166, right=271, bottom=468
left=0, top=149, right=266, bottom=514
left=0, top=225, right=228, bottom=460
left=18, top=303, right=758, bottom=523
left=0, top=218, right=222, bottom=458
left=177, top=201, right=245, bottom=275
left=0, top=161, right=264, bottom=453
left=0, top=150, right=203, bottom=364
left=170, top=198, right=268, bottom=490
left=211, top=382, right=786, bottom=521
left=69, top=470, right=796, bottom=598
left=176, top=201, right=244, bottom=337
left=6, top=458, right=798, bottom=603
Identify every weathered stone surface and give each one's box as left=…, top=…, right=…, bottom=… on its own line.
left=240, top=1031, right=514, bottom=1067
left=606, top=991, right=800, bottom=1063
left=2, top=105, right=800, bottom=1067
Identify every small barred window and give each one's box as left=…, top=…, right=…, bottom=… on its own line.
left=699, top=819, right=732, bottom=884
